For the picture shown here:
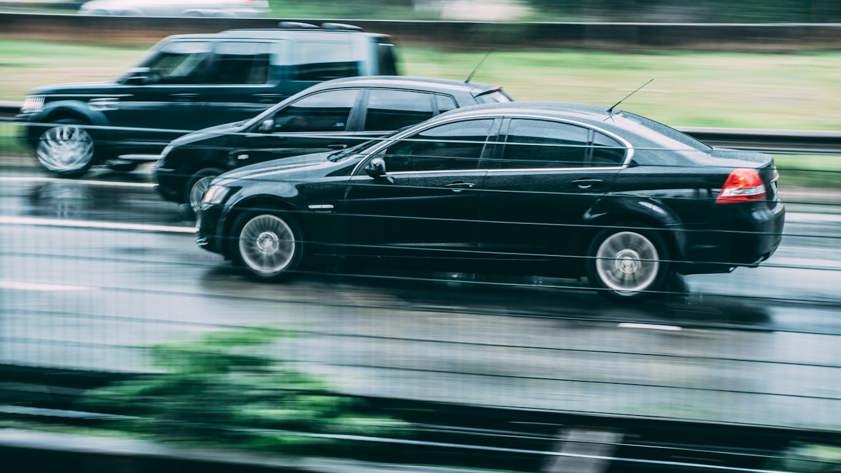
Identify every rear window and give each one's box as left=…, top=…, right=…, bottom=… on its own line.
left=376, top=41, right=399, bottom=75
left=363, top=89, right=435, bottom=131
left=475, top=90, right=512, bottom=104
left=621, top=112, right=710, bottom=152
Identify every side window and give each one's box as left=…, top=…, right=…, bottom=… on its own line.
left=590, top=132, right=626, bottom=166
left=376, top=41, right=398, bottom=75
left=363, top=90, right=435, bottom=131
left=499, top=119, right=589, bottom=169
left=383, top=119, right=493, bottom=173
left=435, top=94, right=458, bottom=114
left=208, top=42, right=272, bottom=85
left=289, top=40, right=361, bottom=81
left=143, top=41, right=211, bottom=85
left=273, top=89, right=358, bottom=132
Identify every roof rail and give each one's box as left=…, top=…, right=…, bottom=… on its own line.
left=277, top=21, right=318, bottom=29
left=321, top=22, right=363, bottom=31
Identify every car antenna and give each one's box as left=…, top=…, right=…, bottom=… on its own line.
left=606, top=78, right=655, bottom=116
left=465, top=52, right=492, bottom=83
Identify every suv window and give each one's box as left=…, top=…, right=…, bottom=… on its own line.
left=208, top=42, right=272, bottom=85
left=591, top=131, right=626, bottom=166
left=273, top=89, right=359, bottom=132
left=290, top=40, right=361, bottom=81
left=363, top=89, right=435, bottom=131
left=383, top=119, right=493, bottom=173
left=144, top=41, right=211, bottom=85
left=499, top=119, right=589, bottom=169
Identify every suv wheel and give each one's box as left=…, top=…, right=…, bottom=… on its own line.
left=35, top=119, right=96, bottom=177
left=232, top=212, right=303, bottom=281
left=587, top=228, right=670, bottom=299
left=185, top=168, right=222, bottom=217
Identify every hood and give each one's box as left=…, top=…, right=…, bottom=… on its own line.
left=169, top=121, right=248, bottom=149
left=215, top=151, right=339, bottom=185
left=31, top=82, right=123, bottom=96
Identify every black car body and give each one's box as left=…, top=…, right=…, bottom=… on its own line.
left=196, top=103, right=785, bottom=298
left=17, top=23, right=398, bottom=176
left=155, top=76, right=511, bottom=212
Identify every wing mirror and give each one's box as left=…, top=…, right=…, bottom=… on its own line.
left=258, top=118, right=275, bottom=133
left=365, top=157, right=387, bottom=178
left=123, top=67, right=152, bottom=85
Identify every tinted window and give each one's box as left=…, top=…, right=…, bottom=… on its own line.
left=273, top=89, right=358, bottom=132
left=621, top=112, right=710, bottom=152
left=376, top=41, right=398, bottom=75
left=363, top=90, right=435, bottom=131
left=383, top=119, right=493, bottom=173
left=436, top=94, right=458, bottom=114
left=290, top=41, right=361, bottom=81
left=499, top=119, right=589, bottom=169
left=591, top=132, right=626, bottom=166
left=144, top=41, right=211, bottom=84
left=208, top=42, right=271, bottom=84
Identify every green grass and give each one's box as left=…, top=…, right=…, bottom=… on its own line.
left=2, top=39, right=841, bottom=130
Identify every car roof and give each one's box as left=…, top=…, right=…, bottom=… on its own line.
left=167, top=29, right=388, bottom=42
left=313, top=76, right=502, bottom=95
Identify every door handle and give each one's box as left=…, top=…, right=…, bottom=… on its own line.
left=572, top=178, right=603, bottom=190
left=444, top=181, right=476, bottom=192
left=327, top=143, right=347, bottom=150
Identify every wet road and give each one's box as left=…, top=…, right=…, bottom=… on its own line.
left=1, top=165, right=841, bottom=431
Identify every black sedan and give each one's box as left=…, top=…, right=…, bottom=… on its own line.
left=195, top=103, right=785, bottom=298
left=155, top=76, right=511, bottom=213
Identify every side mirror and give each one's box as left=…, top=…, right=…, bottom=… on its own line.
left=258, top=118, right=275, bottom=133
left=123, top=67, right=152, bottom=85
left=365, top=157, right=386, bottom=178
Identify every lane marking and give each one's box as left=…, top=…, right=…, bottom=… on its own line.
left=0, top=176, right=154, bottom=189
left=785, top=212, right=841, bottom=224
left=0, top=216, right=195, bottom=234
left=0, top=280, right=90, bottom=292
left=618, top=323, right=683, bottom=331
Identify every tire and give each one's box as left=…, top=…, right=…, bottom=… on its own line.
left=586, top=227, right=671, bottom=299
left=184, top=168, right=223, bottom=218
left=230, top=211, right=303, bottom=282
left=35, top=118, right=96, bottom=178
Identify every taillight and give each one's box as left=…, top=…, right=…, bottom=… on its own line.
left=716, top=168, right=766, bottom=204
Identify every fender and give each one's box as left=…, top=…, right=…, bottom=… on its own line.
left=40, top=100, right=111, bottom=128
left=583, top=194, right=688, bottom=261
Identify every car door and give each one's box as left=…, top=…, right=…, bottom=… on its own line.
left=475, top=117, right=627, bottom=269
left=107, top=40, right=213, bottom=151
left=337, top=118, right=497, bottom=264
left=197, top=41, right=286, bottom=127
left=229, top=88, right=367, bottom=167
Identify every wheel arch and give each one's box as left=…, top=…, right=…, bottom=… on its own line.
left=221, top=195, right=302, bottom=256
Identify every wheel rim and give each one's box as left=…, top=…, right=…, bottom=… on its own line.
left=595, top=231, right=660, bottom=295
left=36, top=125, right=94, bottom=173
left=238, top=215, right=296, bottom=276
left=189, top=176, right=215, bottom=213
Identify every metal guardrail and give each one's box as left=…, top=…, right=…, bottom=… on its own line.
left=2, top=102, right=839, bottom=154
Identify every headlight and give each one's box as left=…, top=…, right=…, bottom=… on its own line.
left=21, top=95, right=45, bottom=114
left=202, top=185, right=230, bottom=205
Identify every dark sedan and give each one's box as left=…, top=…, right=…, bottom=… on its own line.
left=155, top=76, right=511, bottom=213
left=195, top=103, right=785, bottom=298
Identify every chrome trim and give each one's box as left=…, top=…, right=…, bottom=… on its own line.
left=351, top=112, right=635, bottom=176
left=308, top=204, right=335, bottom=210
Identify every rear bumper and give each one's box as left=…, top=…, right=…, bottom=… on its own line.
left=679, top=201, right=785, bottom=274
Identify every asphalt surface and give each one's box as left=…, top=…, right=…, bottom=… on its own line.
left=1, top=164, right=841, bottom=431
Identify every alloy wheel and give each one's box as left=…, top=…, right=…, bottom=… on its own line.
left=595, top=231, right=660, bottom=295
left=238, top=214, right=297, bottom=277
left=36, top=124, right=95, bottom=173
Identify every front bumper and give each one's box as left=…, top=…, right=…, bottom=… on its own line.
left=196, top=203, right=227, bottom=256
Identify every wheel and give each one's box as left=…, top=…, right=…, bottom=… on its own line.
left=35, top=119, right=96, bottom=177
left=185, top=168, right=223, bottom=217
left=106, top=161, right=140, bottom=173
left=586, top=228, right=670, bottom=299
left=231, top=212, right=303, bottom=281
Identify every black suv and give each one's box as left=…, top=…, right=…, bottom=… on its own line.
left=155, top=76, right=511, bottom=212
left=196, top=102, right=785, bottom=299
left=17, top=22, right=398, bottom=177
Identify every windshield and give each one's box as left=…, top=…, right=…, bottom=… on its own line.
left=620, top=111, right=711, bottom=152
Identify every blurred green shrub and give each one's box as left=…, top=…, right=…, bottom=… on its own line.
left=82, top=328, right=407, bottom=452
